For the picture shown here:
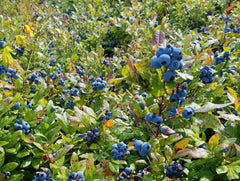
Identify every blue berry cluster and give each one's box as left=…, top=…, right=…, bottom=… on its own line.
left=32, top=168, right=55, bottom=181
left=99, top=109, right=112, bottom=121
left=83, top=127, right=100, bottom=142
left=111, top=141, right=129, bottom=160
left=0, top=64, right=7, bottom=75
left=16, top=46, right=25, bottom=56
left=48, top=73, right=59, bottom=80
left=145, top=113, right=163, bottom=125
left=76, top=35, right=81, bottom=42
left=182, top=106, right=195, bottom=119
left=199, top=65, right=213, bottom=83
left=101, top=60, right=110, bottom=67
left=6, top=68, right=19, bottom=79
left=137, top=169, right=147, bottom=178
left=56, top=67, right=62, bottom=74
left=49, top=58, right=56, bottom=66
left=76, top=66, right=85, bottom=75
left=233, top=27, right=240, bottom=33
left=151, top=45, right=183, bottom=82
left=57, top=78, right=65, bottom=86
left=109, top=40, right=119, bottom=47
left=227, top=66, right=236, bottom=74
left=14, top=118, right=30, bottom=134
left=14, top=101, right=21, bottom=109
left=48, top=41, right=55, bottom=48
left=214, top=51, right=230, bottom=64
left=28, top=73, right=40, bottom=84
left=4, top=172, right=11, bottom=178
left=69, top=88, right=78, bottom=97
left=134, top=139, right=151, bottom=158
left=67, top=171, right=84, bottom=181
left=167, top=106, right=177, bottom=117
left=67, top=101, right=74, bottom=109
left=25, top=103, right=33, bottom=109
left=118, top=167, right=132, bottom=180
left=91, top=78, right=107, bottom=91
left=39, top=70, right=47, bottom=78
left=170, top=85, right=187, bottom=105
left=166, top=161, right=183, bottom=179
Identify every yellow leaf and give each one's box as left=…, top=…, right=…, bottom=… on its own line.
left=227, top=87, right=237, bottom=99
left=122, top=56, right=128, bottom=62
left=235, top=98, right=240, bottom=115
left=4, top=90, right=12, bottom=96
left=2, top=46, right=14, bottom=65
left=217, top=87, right=224, bottom=97
left=204, top=56, right=212, bottom=65
left=16, top=35, right=26, bottom=47
left=23, top=24, right=34, bottom=37
left=121, top=65, right=130, bottom=77
left=103, top=119, right=113, bottom=131
left=211, top=82, right=218, bottom=90
left=41, top=98, right=48, bottom=105
left=161, top=16, right=167, bottom=26
left=191, top=134, right=201, bottom=140
left=174, top=139, right=189, bottom=153
left=208, top=133, right=219, bottom=146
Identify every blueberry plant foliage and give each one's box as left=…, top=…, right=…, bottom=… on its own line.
left=0, top=0, right=240, bottom=180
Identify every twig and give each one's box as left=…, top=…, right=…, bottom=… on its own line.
left=144, top=118, right=156, bottom=137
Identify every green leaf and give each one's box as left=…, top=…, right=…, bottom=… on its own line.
left=0, top=147, right=5, bottom=168
left=194, top=113, right=224, bottom=131
left=20, top=158, right=32, bottom=168
left=109, top=162, right=119, bottom=173
left=227, top=167, right=239, bottom=180
left=109, top=77, right=128, bottom=85
left=112, top=160, right=127, bottom=165
left=129, top=102, right=144, bottom=118
left=56, top=112, right=69, bottom=133
left=0, top=141, right=8, bottom=147
left=8, top=130, right=22, bottom=148
left=0, top=94, right=21, bottom=117
left=70, top=152, right=79, bottom=172
left=195, top=102, right=232, bottom=113
left=89, top=143, right=99, bottom=150
left=55, top=155, right=65, bottom=167
left=32, top=158, right=42, bottom=170
left=0, top=116, right=15, bottom=129
left=135, top=160, right=147, bottom=164
left=216, top=165, right=228, bottom=174
left=16, top=150, right=30, bottom=158
left=160, top=134, right=183, bottom=146
left=54, top=144, right=74, bottom=161
left=9, top=174, right=24, bottom=181
left=1, top=162, right=18, bottom=172
left=82, top=106, right=96, bottom=119
left=149, top=73, right=164, bottom=97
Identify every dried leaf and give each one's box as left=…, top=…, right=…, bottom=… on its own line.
left=152, top=29, right=165, bottom=46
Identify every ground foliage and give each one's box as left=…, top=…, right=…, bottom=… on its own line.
left=0, top=0, right=240, bottom=180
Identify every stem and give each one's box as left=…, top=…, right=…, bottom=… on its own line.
left=144, top=118, right=156, bottom=137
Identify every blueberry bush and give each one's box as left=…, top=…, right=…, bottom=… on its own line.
left=0, top=0, right=240, bottom=180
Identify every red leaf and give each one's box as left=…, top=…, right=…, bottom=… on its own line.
left=151, top=13, right=157, bottom=21
left=224, top=5, right=236, bottom=12
left=152, top=29, right=165, bottom=46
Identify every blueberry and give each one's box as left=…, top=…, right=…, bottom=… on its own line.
left=134, top=140, right=143, bottom=151
left=125, top=167, right=132, bottom=175
left=153, top=116, right=163, bottom=125
left=164, top=70, right=175, bottom=82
